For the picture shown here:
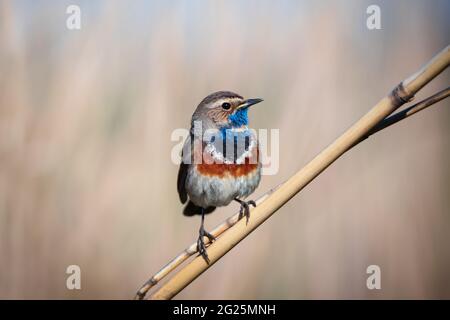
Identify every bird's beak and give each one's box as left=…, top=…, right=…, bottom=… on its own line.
left=237, top=98, right=264, bottom=110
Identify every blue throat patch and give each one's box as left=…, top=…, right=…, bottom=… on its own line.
left=220, top=108, right=249, bottom=138
left=228, top=108, right=249, bottom=127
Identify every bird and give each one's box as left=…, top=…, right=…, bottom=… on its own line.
left=177, top=91, right=263, bottom=263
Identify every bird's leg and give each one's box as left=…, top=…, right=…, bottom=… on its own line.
left=197, top=208, right=216, bottom=264
left=235, top=198, right=256, bottom=224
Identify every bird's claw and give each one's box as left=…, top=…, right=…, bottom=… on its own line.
left=237, top=200, right=256, bottom=224
left=197, top=227, right=216, bottom=264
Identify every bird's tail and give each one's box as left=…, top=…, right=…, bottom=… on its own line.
left=183, top=201, right=216, bottom=216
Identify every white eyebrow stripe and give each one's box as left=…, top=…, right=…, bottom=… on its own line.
left=207, top=97, right=243, bottom=108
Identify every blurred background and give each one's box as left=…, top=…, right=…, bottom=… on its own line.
left=0, top=0, right=449, bottom=299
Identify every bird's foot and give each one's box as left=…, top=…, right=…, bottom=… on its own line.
left=236, top=199, right=256, bottom=224
left=197, top=226, right=216, bottom=264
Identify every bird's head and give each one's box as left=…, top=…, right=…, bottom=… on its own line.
left=191, top=91, right=263, bottom=132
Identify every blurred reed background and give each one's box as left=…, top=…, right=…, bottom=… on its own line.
left=0, top=0, right=449, bottom=299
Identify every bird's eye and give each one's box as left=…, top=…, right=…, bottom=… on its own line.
left=222, top=102, right=231, bottom=110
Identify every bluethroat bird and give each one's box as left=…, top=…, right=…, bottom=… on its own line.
left=177, top=91, right=263, bottom=263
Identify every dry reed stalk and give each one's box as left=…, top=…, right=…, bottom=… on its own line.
left=137, top=45, right=449, bottom=300
left=366, top=86, right=450, bottom=137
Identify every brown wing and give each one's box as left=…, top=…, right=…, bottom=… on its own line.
left=177, top=162, right=188, bottom=204
left=177, top=135, right=192, bottom=204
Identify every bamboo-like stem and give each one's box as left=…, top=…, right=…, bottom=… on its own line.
left=367, top=86, right=450, bottom=136
left=134, top=86, right=448, bottom=300
left=145, top=46, right=449, bottom=300
left=350, top=86, right=450, bottom=148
